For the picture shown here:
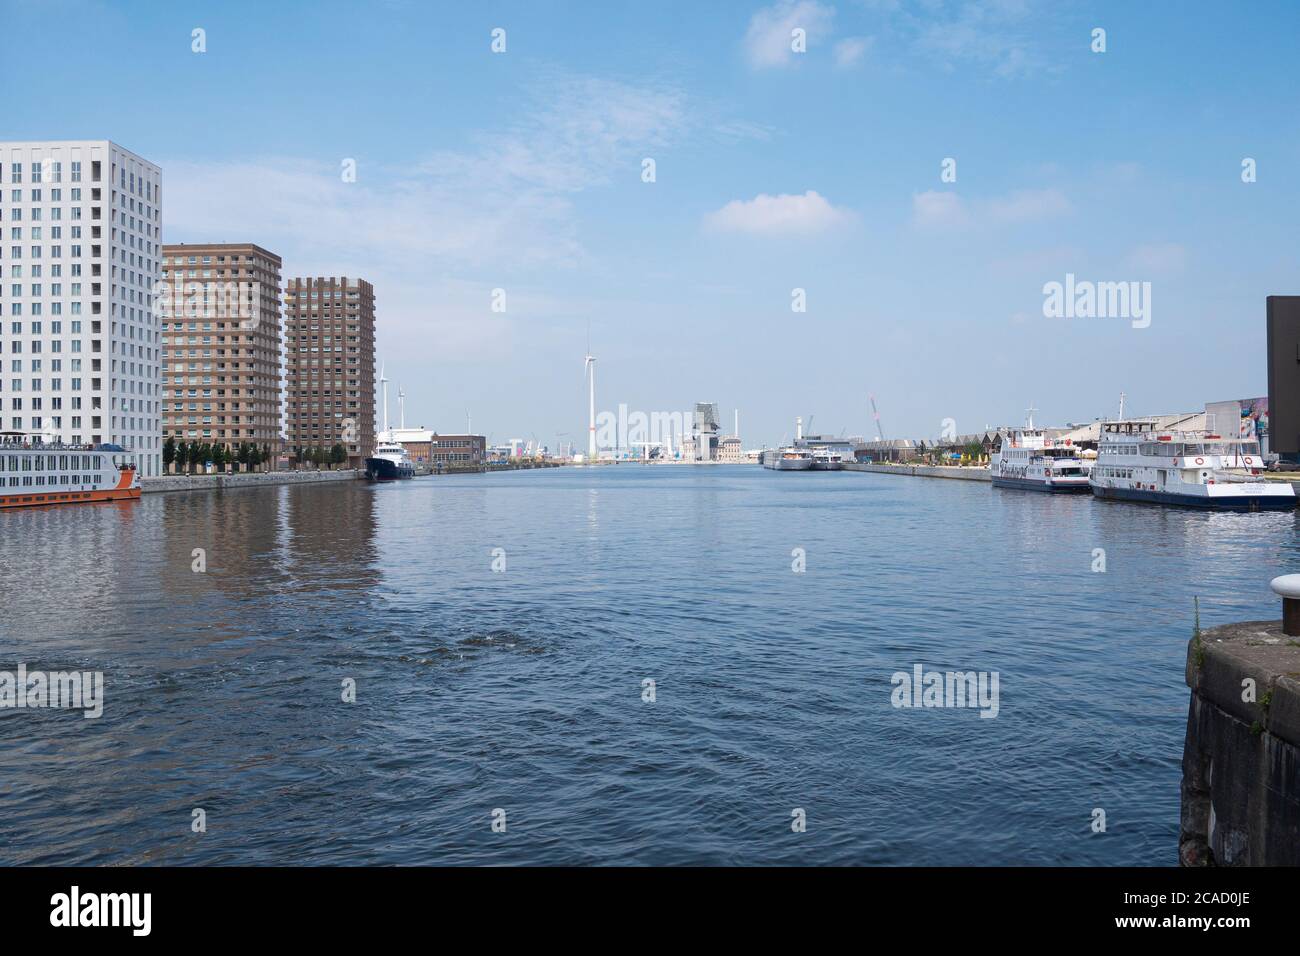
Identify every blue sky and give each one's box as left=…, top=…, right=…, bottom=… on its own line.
left=3, top=0, right=1298, bottom=447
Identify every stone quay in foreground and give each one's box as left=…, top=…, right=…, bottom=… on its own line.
left=1181, top=618, right=1300, bottom=865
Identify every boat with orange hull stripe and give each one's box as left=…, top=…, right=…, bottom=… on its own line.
left=0, top=432, right=141, bottom=510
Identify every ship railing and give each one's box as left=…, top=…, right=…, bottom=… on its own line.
left=0, top=441, right=99, bottom=452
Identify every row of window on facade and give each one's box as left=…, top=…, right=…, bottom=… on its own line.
left=2, top=160, right=157, bottom=201
left=4, top=161, right=93, bottom=184
left=167, top=254, right=268, bottom=265
left=3, top=201, right=156, bottom=233
left=4, top=475, right=103, bottom=487
left=1, top=453, right=104, bottom=470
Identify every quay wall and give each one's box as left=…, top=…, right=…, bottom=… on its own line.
left=842, top=463, right=991, bottom=482
left=144, top=462, right=564, bottom=492
left=142, top=470, right=362, bottom=494
left=1180, top=620, right=1300, bottom=865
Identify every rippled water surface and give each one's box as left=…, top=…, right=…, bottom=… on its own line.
left=2, top=465, right=1296, bottom=865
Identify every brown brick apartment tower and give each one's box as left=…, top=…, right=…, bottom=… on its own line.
left=283, top=276, right=376, bottom=468
left=160, top=243, right=283, bottom=460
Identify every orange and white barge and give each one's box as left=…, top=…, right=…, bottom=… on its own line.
left=0, top=432, right=140, bottom=510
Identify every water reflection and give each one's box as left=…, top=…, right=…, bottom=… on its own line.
left=0, top=468, right=1296, bottom=865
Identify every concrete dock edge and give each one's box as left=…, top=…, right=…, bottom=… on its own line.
left=141, top=470, right=363, bottom=494
left=1181, top=620, right=1300, bottom=865
left=842, top=463, right=992, bottom=482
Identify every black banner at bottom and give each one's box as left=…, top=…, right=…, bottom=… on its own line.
left=0, top=866, right=1281, bottom=941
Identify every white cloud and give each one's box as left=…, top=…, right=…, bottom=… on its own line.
left=704, top=190, right=853, bottom=236
left=165, top=73, right=687, bottom=273
left=871, top=0, right=1049, bottom=78
left=833, top=36, right=872, bottom=68
left=161, top=73, right=690, bottom=361
left=911, top=188, right=1070, bottom=229
left=744, top=0, right=835, bottom=68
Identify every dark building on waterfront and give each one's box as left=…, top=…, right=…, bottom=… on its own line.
left=283, top=276, right=376, bottom=468
left=1266, top=295, right=1300, bottom=459
left=160, top=242, right=283, bottom=458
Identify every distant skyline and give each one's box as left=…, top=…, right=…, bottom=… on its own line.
left=3, top=0, right=1297, bottom=448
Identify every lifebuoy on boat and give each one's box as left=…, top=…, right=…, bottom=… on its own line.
left=1195, top=457, right=1204, bottom=465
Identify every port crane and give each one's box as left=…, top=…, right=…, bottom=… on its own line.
left=869, top=394, right=885, bottom=441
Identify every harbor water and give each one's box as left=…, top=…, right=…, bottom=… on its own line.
left=1, top=465, right=1295, bottom=865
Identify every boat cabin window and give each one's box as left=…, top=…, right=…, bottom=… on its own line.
left=1141, top=442, right=1181, bottom=456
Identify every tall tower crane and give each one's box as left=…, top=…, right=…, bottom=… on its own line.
left=869, top=394, right=885, bottom=441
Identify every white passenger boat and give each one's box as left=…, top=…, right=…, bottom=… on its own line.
left=990, top=427, right=1090, bottom=493
left=765, top=416, right=831, bottom=471
left=0, top=432, right=140, bottom=510
left=794, top=424, right=851, bottom=471
left=810, top=449, right=844, bottom=471
left=1089, top=420, right=1294, bottom=511
left=762, top=447, right=814, bottom=471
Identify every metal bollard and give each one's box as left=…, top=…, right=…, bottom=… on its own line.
left=1269, top=575, right=1300, bottom=636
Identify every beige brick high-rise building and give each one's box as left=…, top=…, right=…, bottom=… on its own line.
left=159, top=243, right=283, bottom=458
left=283, top=276, right=376, bottom=468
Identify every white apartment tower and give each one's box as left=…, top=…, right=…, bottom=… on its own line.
left=0, top=141, right=163, bottom=476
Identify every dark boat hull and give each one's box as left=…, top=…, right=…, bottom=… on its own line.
left=364, top=457, right=414, bottom=481
left=1091, top=484, right=1295, bottom=511
left=991, top=475, right=1090, bottom=493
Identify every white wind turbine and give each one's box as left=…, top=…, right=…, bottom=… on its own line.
left=584, top=350, right=597, bottom=461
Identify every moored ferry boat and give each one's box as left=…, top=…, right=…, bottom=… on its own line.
left=1089, top=420, right=1294, bottom=511
left=794, top=428, right=852, bottom=471
left=764, top=416, right=826, bottom=471
left=990, top=427, right=1090, bottom=493
left=761, top=447, right=814, bottom=471
left=810, top=449, right=844, bottom=471
left=0, top=432, right=141, bottom=510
